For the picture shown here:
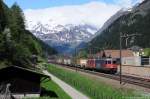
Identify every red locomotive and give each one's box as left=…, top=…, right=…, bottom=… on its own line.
left=87, top=58, right=118, bottom=74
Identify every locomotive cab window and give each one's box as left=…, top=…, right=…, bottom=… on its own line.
left=108, top=61, right=111, bottom=64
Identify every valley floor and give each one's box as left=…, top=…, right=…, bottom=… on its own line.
left=46, top=63, right=150, bottom=99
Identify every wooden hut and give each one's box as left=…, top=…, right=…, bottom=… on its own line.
left=0, top=65, right=50, bottom=98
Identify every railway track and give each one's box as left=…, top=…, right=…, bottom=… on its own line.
left=51, top=63, right=150, bottom=89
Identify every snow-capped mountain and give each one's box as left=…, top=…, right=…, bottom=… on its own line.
left=24, top=1, right=122, bottom=53
left=29, top=22, right=97, bottom=44
left=26, top=20, right=98, bottom=53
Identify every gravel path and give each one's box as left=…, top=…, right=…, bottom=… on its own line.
left=43, top=70, right=89, bottom=99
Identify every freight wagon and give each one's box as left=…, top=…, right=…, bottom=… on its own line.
left=64, top=59, right=71, bottom=65
left=56, top=58, right=64, bottom=64
left=77, top=59, right=87, bottom=68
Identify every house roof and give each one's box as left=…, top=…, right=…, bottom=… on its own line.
left=0, top=65, right=50, bottom=78
left=96, top=50, right=134, bottom=58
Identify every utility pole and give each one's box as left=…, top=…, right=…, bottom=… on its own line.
left=119, top=33, right=141, bottom=84
left=119, top=32, right=122, bottom=85
left=88, top=43, right=92, bottom=58
left=75, top=48, right=77, bottom=72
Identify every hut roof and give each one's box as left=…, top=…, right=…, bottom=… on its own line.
left=0, top=65, right=49, bottom=78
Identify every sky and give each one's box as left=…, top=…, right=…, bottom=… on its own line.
left=4, top=0, right=143, bottom=10
left=4, top=0, right=144, bottom=29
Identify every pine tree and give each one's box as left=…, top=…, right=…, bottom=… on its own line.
left=0, top=0, right=6, bottom=32
left=10, top=2, right=25, bottom=42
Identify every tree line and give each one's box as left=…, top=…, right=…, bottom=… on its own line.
left=0, top=0, right=56, bottom=67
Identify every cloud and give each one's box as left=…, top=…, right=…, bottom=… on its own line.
left=24, top=1, right=121, bottom=28
left=24, top=0, right=142, bottom=29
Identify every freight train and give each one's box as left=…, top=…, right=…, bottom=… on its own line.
left=49, top=57, right=118, bottom=74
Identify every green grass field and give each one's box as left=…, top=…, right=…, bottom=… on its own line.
left=24, top=79, right=71, bottom=99
left=41, top=79, right=71, bottom=99
left=46, top=64, right=144, bottom=99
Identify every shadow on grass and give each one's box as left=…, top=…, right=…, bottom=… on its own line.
left=41, top=87, right=58, bottom=98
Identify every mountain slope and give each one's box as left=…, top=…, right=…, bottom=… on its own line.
left=92, top=8, right=130, bottom=40
left=87, top=0, right=150, bottom=50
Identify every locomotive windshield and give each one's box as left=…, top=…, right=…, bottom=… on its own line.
left=108, top=61, right=111, bottom=64
left=105, top=61, right=111, bottom=64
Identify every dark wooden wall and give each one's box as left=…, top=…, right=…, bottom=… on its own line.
left=0, top=67, right=41, bottom=94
